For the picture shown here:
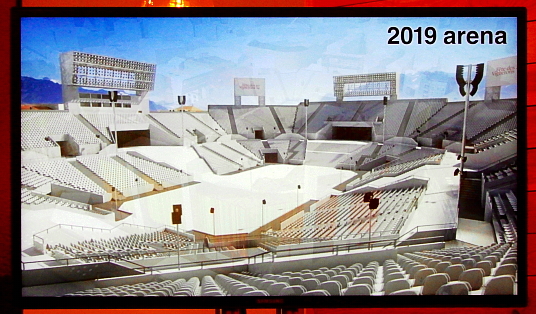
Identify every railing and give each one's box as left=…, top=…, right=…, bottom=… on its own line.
left=200, top=144, right=243, bottom=168
left=221, top=142, right=261, bottom=163
left=25, top=191, right=92, bottom=211
left=21, top=252, right=150, bottom=275
left=346, top=154, right=442, bottom=190
left=21, top=245, right=272, bottom=273
left=262, top=221, right=457, bottom=252
left=262, top=229, right=399, bottom=247
left=22, top=253, right=120, bottom=271
left=236, top=140, right=263, bottom=160
left=146, top=114, right=182, bottom=139
left=119, top=222, right=160, bottom=232
left=23, top=221, right=459, bottom=283
left=205, top=110, right=228, bottom=137
left=394, top=222, right=457, bottom=245
left=163, top=225, right=195, bottom=241
left=32, top=222, right=190, bottom=252
left=191, top=144, right=219, bottom=175
left=372, top=152, right=443, bottom=173
left=146, top=250, right=274, bottom=272
left=186, top=111, right=223, bottom=138
left=416, top=101, right=479, bottom=137
left=32, top=223, right=115, bottom=255
left=261, top=233, right=412, bottom=259
left=408, top=99, right=448, bottom=138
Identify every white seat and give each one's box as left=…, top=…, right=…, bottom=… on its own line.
left=421, top=273, right=449, bottom=295
left=436, top=281, right=471, bottom=295
left=484, top=275, right=515, bottom=295
left=459, top=268, right=484, bottom=290
left=267, top=282, right=289, bottom=296
left=343, top=284, right=372, bottom=296
left=278, top=285, right=306, bottom=296
left=301, top=289, right=330, bottom=296
left=384, top=278, right=411, bottom=295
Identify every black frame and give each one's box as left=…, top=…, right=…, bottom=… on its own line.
left=13, top=6, right=527, bottom=310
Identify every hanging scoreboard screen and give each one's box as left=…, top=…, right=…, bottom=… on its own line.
left=334, top=72, right=398, bottom=101
left=60, top=51, right=156, bottom=91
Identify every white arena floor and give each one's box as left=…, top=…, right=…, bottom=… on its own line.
left=21, top=146, right=495, bottom=255
left=21, top=146, right=357, bottom=252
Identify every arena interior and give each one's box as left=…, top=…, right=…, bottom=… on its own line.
left=20, top=52, right=518, bottom=298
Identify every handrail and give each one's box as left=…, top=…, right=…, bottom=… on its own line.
left=162, top=225, right=195, bottom=240
left=263, top=229, right=399, bottom=246
left=23, top=222, right=459, bottom=274
left=31, top=222, right=194, bottom=255
left=145, top=249, right=273, bottom=273
left=26, top=218, right=458, bottom=276
left=21, top=246, right=272, bottom=272
left=342, top=174, right=428, bottom=194
left=114, top=257, right=148, bottom=275
left=394, top=235, right=447, bottom=246
left=262, top=221, right=457, bottom=252
left=377, top=174, right=429, bottom=188
left=221, top=142, right=262, bottom=163
left=26, top=191, right=92, bottom=210
left=271, top=236, right=399, bottom=256
left=396, top=222, right=457, bottom=242
left=118, top=222, right=160, bottom=232
left=33, top=223, right=113, bottom=242
left=347, top=154, right=443, bottom=190
left=186, top=111, right=224, bottom=137
left=372, top=152, right=443, bottom=173
left=200, top=144, right=243, bottom=168
left=33, top=222, right=183, bottom=243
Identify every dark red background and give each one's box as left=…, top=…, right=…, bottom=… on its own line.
left=2, top=0, right=535, bottom=313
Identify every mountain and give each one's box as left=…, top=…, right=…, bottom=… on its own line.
left=22, top=72, right=503, bottom=109
left=21, top=76, right=62, bottom=104
left=21, top=76, right=168, bottom=111
left=149, top=101, right=171, bottom=112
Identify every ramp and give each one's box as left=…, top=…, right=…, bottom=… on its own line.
left=351, top=103, right=367, bottom=121
left=68, top=159, right=113, bottom=193
left=112, top=155, right=162, bottom=190
left=146, top=114, right=181, bottom=139
left=227, top=107, right=238, bottom=134
left=355, top=143, right=382, bottom=168
left=296, top=103, right=326, bottom=134
left=397, top=100, right=416, bottom=137
left=419, top=102, right=478, bottom=137
left=74, top=114, right=112, bottom=144
left=269, top=106, right=286, bottom=134
left=470, top=112, right=517, bottom=142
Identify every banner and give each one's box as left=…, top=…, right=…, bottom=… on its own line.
left=234, top=78, right=265, bottom=97
left=486, top=56, right=517, bottom=87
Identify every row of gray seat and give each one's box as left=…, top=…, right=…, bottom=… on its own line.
left=396, top=243, right=517, bottom=295
left=60, top=242, right=517, bottom=297
left=64, top=278, right=199, bottom=296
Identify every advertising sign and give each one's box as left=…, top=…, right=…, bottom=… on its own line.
left=234, top=78, right=265, bottom=97
left=486, top=56, right=517, bottom=87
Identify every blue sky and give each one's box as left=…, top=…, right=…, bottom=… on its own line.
left=21, top=16, right=518, bottom=109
